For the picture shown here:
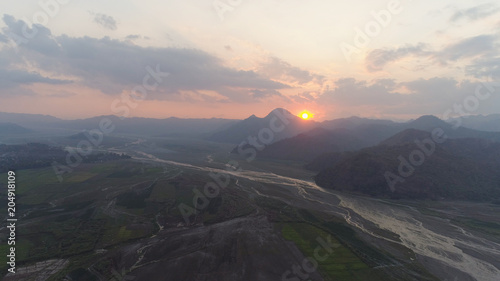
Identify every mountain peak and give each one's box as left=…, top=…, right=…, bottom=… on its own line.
left=267, top=108, right=293, bottom=117
left=409, top=115, right=447, bottom=129
left=414, top=115, right=441, bottom=122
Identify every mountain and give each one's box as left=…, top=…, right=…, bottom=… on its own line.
left=0, top=112, right=63, bottom=127
left=254, top=127, right=370, bottom=161
left=0, top=122, right=33, bottom=135
left=0, top=112, right=238, bottom=138
left=448, top=114, right=500, bottom=132
left=379, top=128, right=435, bottom=146
left=207, top=108, right=316, bottom=144
left=406, top=115, right=497, bottom=139
left=320, top=116, right=396, bottom=130
left=313, top=129, right=500, bottom=201
left=227, top=114, right=402, bottom=160
left=253, top=115, right=500, bottom=162
left=62, top=115, right=239, bottom=137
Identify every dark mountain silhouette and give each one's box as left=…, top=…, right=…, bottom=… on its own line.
left=313, top=129, right=500, bottom=201
left=0, top=112, right=238, bottom=138
left=254, top=127, right=370, bottom=161
left=320, top=116, right=396, bottom=130
left=62, top=115, right=238, bottom=137
left=249, top=115, right=500, bottom=162
left=0, top=122, right=33, bottom=135
left=305, top=151, right=355, bottom=171
left=403, top=115, right=500, bottom=142
left=0, top=112, right=62, bottom=126
left=208, top=108, right=316, bottom=144
left=379, top=128, right=434, bottom=146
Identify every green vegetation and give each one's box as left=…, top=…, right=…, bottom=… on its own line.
left=256, top=197, right=439, bottom=281
left=149, top=180, right=176, bottom=202
left=280, top=222, right=375, bottom=281
left=0, top=160, right=158, bottom=273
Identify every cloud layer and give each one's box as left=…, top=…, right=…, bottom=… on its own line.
left=365, top=34, right=500, bottom=79
left=0, top=15, right=291, bottom=103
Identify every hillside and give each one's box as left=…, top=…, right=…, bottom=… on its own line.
left=255, top=127, right=369, bottom=161
left=314, top=129, right=500, bottom=201
left=320, top=116, right=396, bottom=130
left=0, top=122, right=33, bottom=135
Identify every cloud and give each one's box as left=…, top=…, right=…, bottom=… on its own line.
left=438, top=35, right=500, bottom=79
left=0, top=69, right=71, bottom=87
left=0, top=68, right=72, bottom=96
left=365, top=35, right=499, bottom=72
left=450, top=3, right=500, bottom=22
left=290, top=91, right=317, bottom=103
left=257, top=57, right=325, bottom=85
left=45, top=90, right=77, bottom=98
left=365, top=44, right=429, bottom=72
left=318, top=77, right=499, bottom=116
left=466, top=57, right=500, bottom=79
left=2, top=14, right=61, bottom=55
left=0, top=33, right=7, bottom=43
left=125, top=34, right=141, bottom=40
left=92, top=13, right=118, bottom=30
left=320, top=78, right=401, bottom=107
left=0, top=15, right=291, bottom=102
left=435, top=35, right=498, bottom=64
left=249, top=89, right=283, bottom=100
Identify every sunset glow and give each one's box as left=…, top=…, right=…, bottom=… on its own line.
left=299, top=111, right=313, bottom=120
left=1, top=1, right=499, bottom=121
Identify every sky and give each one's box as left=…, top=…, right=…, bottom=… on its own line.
left=0, top=0, right=499, bottom=121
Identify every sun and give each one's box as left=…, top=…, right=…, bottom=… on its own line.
left=299, top=110, right=313, bottom=120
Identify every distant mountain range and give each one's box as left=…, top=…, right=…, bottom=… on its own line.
left=1, top=110, right=500, bottom=143
left=2, top=109, right=500, bottom=202
left=236, top=115, right=500, bottom=162
left=449, top=114, right=500, bottom=132
left=0, top=112, right=238, bottom=138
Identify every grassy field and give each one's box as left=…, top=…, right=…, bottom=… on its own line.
left=0, top=160, right=161, bottom=274
left=280, top=222, right=375, bottom=281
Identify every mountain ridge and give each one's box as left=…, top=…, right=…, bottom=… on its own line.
left=313, top=128, right=500, bottom=201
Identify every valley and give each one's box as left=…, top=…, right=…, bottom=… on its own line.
left=1, top=136, right=499, bottom=280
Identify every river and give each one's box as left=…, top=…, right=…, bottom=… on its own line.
left=127, top=149, right=500, bottom=281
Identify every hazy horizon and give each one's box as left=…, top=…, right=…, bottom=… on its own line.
left=4, top=108, right=499, bottom=123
